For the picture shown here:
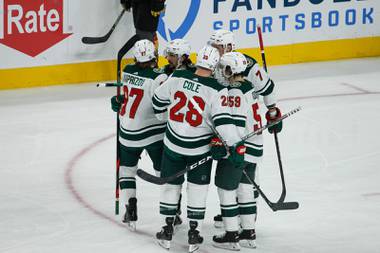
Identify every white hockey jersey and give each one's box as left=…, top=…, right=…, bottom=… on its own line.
left=118, top=64, right=168, bottom=148
left=243, top=54, right=277, bottom=107
left=152, top=69, right=240, bottom=156
left=227, top=79, right=264, bottom=164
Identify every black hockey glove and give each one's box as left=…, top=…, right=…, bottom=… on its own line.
left=266, top=106, right=282, bottom=134
left=120, top=0, right=132, bottom=11
left=151, top=0, right=165, bottom=17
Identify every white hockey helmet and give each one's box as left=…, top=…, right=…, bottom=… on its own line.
left=195, top=45, right=220, bottom=71
left=208, top=29, right=236, bottom=53
left=218, top=52, right=247, bottom=78
left=164, top=39, right=191, bottom=57
left=133, top=39, right=156, bottom=63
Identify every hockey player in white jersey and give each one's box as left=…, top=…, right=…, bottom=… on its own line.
left=162, top=39, right=196, bottom=75
left=161, top=38, right=196, bottom=227
left=211, top=52, right=261, bottom=250
left=152, top=45, right=245, bottom=252
left=209, top=29, right=283, bottom=232
left=110, top=39, right=168, bottom=230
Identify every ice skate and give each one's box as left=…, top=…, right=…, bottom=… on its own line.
left=188, top=221, right=203, bottom=253
left=156, top=217, right=174, bottom=250
left=239, top=229, right=256, bottom=248
left=213, top=231, right=241, bottom=251
left=122, top=197, right=137, bottom=231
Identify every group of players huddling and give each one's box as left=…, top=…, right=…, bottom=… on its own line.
left=110, top=29, right=283, bottom=252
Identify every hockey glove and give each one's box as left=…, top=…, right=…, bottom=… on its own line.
left=210, top=137, right=227, bottom=160
left=266, top=106, right=282, bottom=134
left=228, top=141, right=246, bottom=168
left=111, top=95, right=125, bottom=112
left=120, top=0, right=132, bottom=11
left=151, top=0, right=165, bottom=17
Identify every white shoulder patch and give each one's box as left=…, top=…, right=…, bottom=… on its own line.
left=153, top=68, right=165, bottom=74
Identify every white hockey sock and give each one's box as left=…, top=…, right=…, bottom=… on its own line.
left=160, top=184, right=181, bottom=226
left=119, top=166, right=137, bottom=205
left=217, top=188, right=239, bottom=232
left=237, top=183, right=256, bottom=230
left=187, top=182, right=209, bottom=233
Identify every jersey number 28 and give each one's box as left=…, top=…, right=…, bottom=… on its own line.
left=170, top=91, right=205, bottom=127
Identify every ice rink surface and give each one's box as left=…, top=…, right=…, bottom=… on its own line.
left=1, top=57, right=380, bottom=253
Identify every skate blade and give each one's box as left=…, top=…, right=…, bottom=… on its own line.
left=213, top=242, right=241, bottom=251
left=156, top=239, right=171, bottom=250
left=188, top=244, right=199, bottom=253
left=214, top=221, right=224, bottom=229
left=240, top=239, right=256, bottom=248
left=125, top=221, right=136, bottom=231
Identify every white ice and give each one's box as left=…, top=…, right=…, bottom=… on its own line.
left=1, top=57, right=380, bottom=253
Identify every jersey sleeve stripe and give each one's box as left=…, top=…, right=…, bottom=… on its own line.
left=212, top=113, right=232, bottom=120
left=233, top=119, right=245, bottom=127
left=153, top=94, right=171, bottom=104
left=153, top=108, right=167, bottom=114
left=260, top=81, right=275, bottom=96
left=214, top=117, right=234, bottom=127
left=246, top=146, right=263, bottom=157
left=255, top=79, right=272, bottom=94
left=245, top=141, right=263, bottom=149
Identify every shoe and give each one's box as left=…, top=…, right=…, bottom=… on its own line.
left=188, top=221, right=203, bottom=253
left=213, top=214, right=223, bottom=228
left=239, top=229, right=256, bottom=248
left=213, top=231, right=241, bottom=251
left=122, top=197, right=137, bottom=231
left=156, top=217, right=174, bottom=250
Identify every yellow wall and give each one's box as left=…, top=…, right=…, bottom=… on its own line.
left=1, top=36, right=380, bottom=90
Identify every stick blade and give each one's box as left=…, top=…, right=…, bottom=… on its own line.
left=81, top=36, right=108, bottom=44
left=272, top=201, right=299, bottom=211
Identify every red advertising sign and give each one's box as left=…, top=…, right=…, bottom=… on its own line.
left=0, top=0, right=72, bottom=57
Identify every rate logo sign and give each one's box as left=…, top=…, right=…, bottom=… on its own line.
left=0, top=0, right=72, bottom=57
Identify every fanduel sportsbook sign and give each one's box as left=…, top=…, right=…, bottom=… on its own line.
left=213, top=0, right=373, bottom=34
left=0, top=0, right=72, bottom=57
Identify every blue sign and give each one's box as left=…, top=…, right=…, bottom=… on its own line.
left=158, top=0, right=201, bottom=41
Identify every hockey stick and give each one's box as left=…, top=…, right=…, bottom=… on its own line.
left=136, top=107, right=300, bottom=185
left=82, top=9, right=126, bottom=44
left=113, top=35, right=140, bottom=215
left=242, top=170, right=299, bottom=211
left=257, top=25, right=290, bottom=203
left=137, top=155, right=212, bottom=185
left=189, top=99, right=299, bottom=211
left=241, top=106, right=301, bottom=142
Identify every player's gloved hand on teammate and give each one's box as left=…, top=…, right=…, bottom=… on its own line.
left=151, top=0, right=165, bottom=17
left=111, top=95, right=125, bottom=112
left=210, top=137, right=227, bottom=160
left=120, top=0, right=132, bottom=11
left=228, top=141, right=246, bottom=168
left=266, top=106, right=282, bottom=134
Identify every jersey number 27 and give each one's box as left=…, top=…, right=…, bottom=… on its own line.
left=120, top=86, right=144, bottom=119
